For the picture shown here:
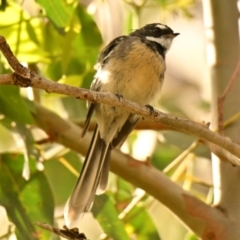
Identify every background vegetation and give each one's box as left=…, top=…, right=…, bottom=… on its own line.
left=0, top=0, right=239, bottom=239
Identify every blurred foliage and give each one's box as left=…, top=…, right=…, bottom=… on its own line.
left=125, top=0, right=196, bottom=17
left=0, top=154, right=54, bottom=240
left=0, top=0, right=202, bottom=239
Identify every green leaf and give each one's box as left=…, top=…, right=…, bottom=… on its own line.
left=92, top=194, right=131, bottom=240
left=184, top=232, right=199, bottom=240
left=64, top=58, right=86, bottom=76
left=0, top=3, right=47, bottom=63
left=59, top=74, right=83, bottom=87
left=36, top=0, right=75, bottom=28
left=44, top=151, right=82, bottom=205
left=0, top=154, right=54, bottom=240
left=73, top=4, right=102, bottom=74
left=61, top=96, right=87, bottom=120
left=41, top=3, right=101, bottom=86
left=0, top=86, right=35, bottom=124
left=46, top=60, right=63, bottom=81
left=15, top=123, right=38, bottom=180
left=81, top=69, right=95, bottom=89
left=76, top=4, right=102, bottom=47
left=26, top=21, right=40, bottom=45
left=127, top=205, right=161, bottom=240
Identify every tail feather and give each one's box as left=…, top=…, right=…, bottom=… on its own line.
left=64, top=126, right=110, bottom=227
left=97, top=148, right=111, bottom=194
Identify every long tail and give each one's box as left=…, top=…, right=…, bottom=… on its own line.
left=64, top=126, right=110, bottom=227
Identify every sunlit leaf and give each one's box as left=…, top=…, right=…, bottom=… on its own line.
left=0, top=120, right=18, bottom=153
left=58, top=74, right=83, bottom=87
left=26, top=21, right=40, bottom=45
left=153, top=0, right=195, bottom=17
left=35, top=0, right=75, bottom=28
left=0, top=3, right=47, bottom=62
left=184, top=232, right=199, bottom=240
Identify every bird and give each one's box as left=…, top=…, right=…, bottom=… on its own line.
left=64, top=23, right=179, bottom=227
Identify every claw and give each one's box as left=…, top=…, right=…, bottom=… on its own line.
left=145, top=104, right=154, bottom=115
left=115, top=93, right=123, bottom=101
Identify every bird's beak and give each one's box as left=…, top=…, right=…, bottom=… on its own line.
left=173, top=33, right=180, bottom=38
left=166, top=33, right=180, bottom=39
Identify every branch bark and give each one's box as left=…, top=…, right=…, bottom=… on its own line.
left=202, top=0, right=240, bottom=239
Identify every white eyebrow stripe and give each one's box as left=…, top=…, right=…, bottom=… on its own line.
left=146, top=36, right=172, bottom=51
left=156, top=24, right=167, bottom=29
left=146, top=36, right=164, bottom=45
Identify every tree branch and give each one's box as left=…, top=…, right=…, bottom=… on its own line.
left=33, top=102, right=228, bottom=238
left=35, top=104, right=240, bottom=238
left=75, top=118, right=172, bottom=131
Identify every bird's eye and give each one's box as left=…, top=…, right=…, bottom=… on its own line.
left=152, top=28, right=161, bottom=37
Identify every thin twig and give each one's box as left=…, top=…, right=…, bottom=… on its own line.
left=163, top=140, right=199, bottom=174
left=223, top=111, right=240, bottom=128
left=218, top=60, right=240, bottom=133
left=219, top=60, right=240, bottom=100
left=34, top=222, right=87, bottom=240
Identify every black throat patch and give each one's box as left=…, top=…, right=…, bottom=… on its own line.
left=139, top=37, right=166, bottom=59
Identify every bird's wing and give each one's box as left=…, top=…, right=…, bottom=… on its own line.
left=98, top=36, right=128, bottom=66
left=111, top=114, right=140, bottom=149
left=82, top=36, right=128, bottom=138
left=81, top=103, right=96, bottom=138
